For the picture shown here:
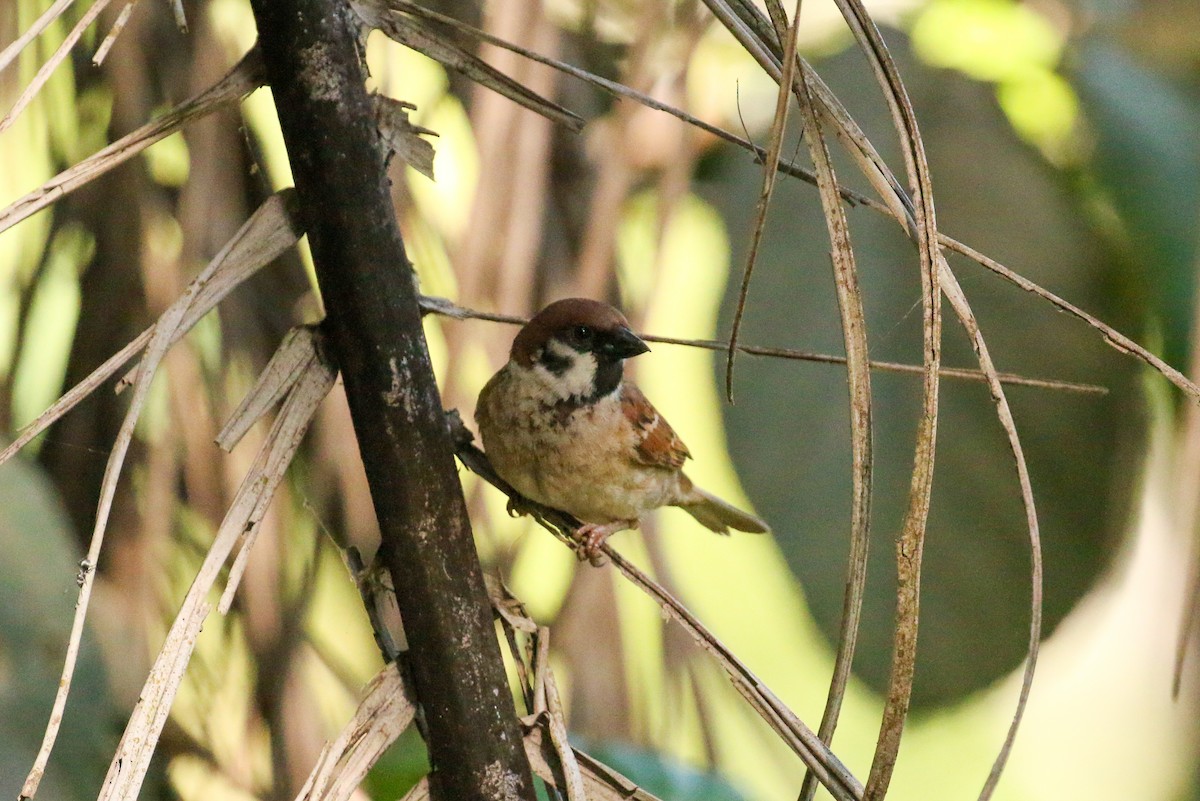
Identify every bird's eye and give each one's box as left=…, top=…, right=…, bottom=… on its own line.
left=573, top=325, right=592, bottom=341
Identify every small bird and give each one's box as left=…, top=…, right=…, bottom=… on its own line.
left=475, top=298, right=769, bottom=559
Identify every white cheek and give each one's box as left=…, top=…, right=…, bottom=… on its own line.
left=534, top=343, right=597, bottom=400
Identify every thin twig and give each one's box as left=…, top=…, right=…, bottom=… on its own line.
left=385, top=1, right=1195, bottom=402
left=723, top=0, right=801, bottom=402
left=939, top=235, right=1200, bottom=400
left=416, top=295, right=1105, bottom=394
left=93, top=1, right=138, bottom=66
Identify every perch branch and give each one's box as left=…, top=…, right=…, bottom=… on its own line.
left=448, top=412, right=864, bottom=801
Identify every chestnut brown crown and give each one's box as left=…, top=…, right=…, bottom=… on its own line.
left=511, top=298, right=648, bottom=365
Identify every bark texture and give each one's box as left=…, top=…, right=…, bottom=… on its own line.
left=246, top=2, right=536, bottom=799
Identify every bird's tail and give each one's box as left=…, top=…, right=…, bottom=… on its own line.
left=677, top=486, right=770, bottom=535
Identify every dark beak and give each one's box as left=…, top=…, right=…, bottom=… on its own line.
left=600, top=326, right=650, bottom=360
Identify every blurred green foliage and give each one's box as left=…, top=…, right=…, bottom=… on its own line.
left=1071, top=41, right=1200, bottom=372
left=0, top=455, right=114, bottom=800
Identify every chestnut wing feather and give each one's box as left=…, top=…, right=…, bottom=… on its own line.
left=620, top=383, right=690, bottom=470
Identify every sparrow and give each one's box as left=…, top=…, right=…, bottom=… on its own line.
left=475, top=298, right=769, bottom=559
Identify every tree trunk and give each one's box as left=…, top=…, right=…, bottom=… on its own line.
left=245, top=2, right=537, bottom=799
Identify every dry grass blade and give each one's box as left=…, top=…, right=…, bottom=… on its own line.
left=295, top=664, right=416, bottom=801
left=99, top=334, right=335, bottom=801
left=384, top=0, right=876, bottom=207
left=218, top=349, right=337, bottom=613
left=723, top=0, right=801, bottom=402
left=353, top=0, right=583, bottom=132
left=0, top=0, right=114, bottom=135
left=21, top=237, right=203, bottom=801
left=700, top=0, right=784, bottom=78
left=398, top=779, right=430, bottom=801
left=756, top=9, right=876, bottom=800
left=448, top=415, right=863, bottom=801
left=14, top=191, right=300, bottom=799
left=417, top=294, right=1104, bottom=394
left=1, top=190, right=300, bottom=467
left=98, top=596, right=208, bottom=800
left=93, top=1, right=138, bottom=66
left=0, top=0, right=78, bottom=75
left=492, top=594, right=662, bottom=801
left=530, top=629, right=587, bottom=801
left=0, top=48, right=264, bottom=236
left=217, top=324, right=321, bottom=451
left=169, top=0, right=187, bottom=31
left=569, top=748, right=662, bottom=801
left=523, top=729, right=666, bottom=801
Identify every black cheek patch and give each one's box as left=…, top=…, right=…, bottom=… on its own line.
left=539, top=348, right=572, bottom=376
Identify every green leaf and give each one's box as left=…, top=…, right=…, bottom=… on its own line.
left=580, top=741, right=749, bottom=801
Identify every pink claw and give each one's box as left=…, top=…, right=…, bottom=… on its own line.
left=576, top=521, right=631, bottom=565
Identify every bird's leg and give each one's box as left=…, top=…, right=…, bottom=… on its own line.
left=576, top=519, right=637, bottom=564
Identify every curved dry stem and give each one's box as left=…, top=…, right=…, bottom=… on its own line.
left=14, top=191, right=302, bottom=799
left=724, top=0, right=802, bottom=402
left=940, top=235, right=1200, bottom=400
left=938, top=263, right=1042, bottom=801
left=817, top=1, right=942, bottom=797
left=773, top=16, right=874, bottom=801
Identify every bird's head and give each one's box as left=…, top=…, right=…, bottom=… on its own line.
left=511, top=298, right=650, bottom=402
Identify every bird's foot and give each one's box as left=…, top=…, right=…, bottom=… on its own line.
left=506, top=495, right=535, bottom=519
left=575, top=520, right=636, bottom=566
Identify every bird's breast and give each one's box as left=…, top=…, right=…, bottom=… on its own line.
left=476, top=367, right=677, bottom=523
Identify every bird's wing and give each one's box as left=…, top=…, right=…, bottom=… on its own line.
left=620, top=382, right=691, bottom=470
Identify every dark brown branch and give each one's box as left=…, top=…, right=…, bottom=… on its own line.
left=245, top=3, right=535, bottom=800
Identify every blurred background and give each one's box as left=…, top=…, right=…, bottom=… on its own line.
left=1, top=0, right=1199, bottom=799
